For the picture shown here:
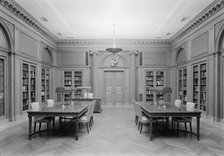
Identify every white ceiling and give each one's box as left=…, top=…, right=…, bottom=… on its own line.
left=14, top=0, right=215, bottom=40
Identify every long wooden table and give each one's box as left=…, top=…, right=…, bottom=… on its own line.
left=72, top=98, right=102, bottom=113
left=27, top=101, right=90, bottom=140
left=139, top=102, right=202, bottom=141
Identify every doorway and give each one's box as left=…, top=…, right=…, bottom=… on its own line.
left=103, top=71, right=124, bottom=105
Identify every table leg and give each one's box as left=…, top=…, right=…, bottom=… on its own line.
left=197, top=116, right=200, bottom=141
left=149, top=117, right=153, bottom=141
left=75, top=118, right=79, bottom=140
left=28, top=116, right=32, bottom=140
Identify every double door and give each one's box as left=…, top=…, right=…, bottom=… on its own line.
left=104, top=71, right=124, bottom=105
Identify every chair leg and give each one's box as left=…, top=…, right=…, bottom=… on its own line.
left=86, top=123, right=89, bottom=133
left=138, top=122, right=140, bottom=131
left=53, top=119, right=55, bottom=131
left=33, top=123, right=36, bottom=133
left=47, top=123, right=49, bottom=136
left=92, top=117, right=94, bottom=124
left=177, top=122, right=179, bottom=136
left=140, top=123, right=143, bottom=134
left=184, top=122, right=187, bottom=135
left=189, top=122, right=192, bottom=136
left=89, top=121, right=91, bottom=130
left=39, top=123, right=42, bottom=136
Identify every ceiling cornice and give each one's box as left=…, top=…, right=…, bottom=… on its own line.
left=0, top=0, right=58, bottom=43
left=171, top=0, right=224, bottom=44
left=1, top=0, right=223, bottom=47
left=57, top=39, right=172, bottom=47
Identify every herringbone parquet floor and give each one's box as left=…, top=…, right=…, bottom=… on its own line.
left=0, top=106, right=224, bottom=156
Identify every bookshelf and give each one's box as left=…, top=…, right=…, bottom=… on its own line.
left=192, top=62, right=207, bottom=111
left=63, top=71, right=83, bottom=101
left=145, top=70, right=165, bottom=104
left=146, top=71, right=154, bottom=103
left=0, top=58, right=5, bottom=116
left=41, top=67, right=50, bottom=103
left=74, top=71, right=83, bottom=98
left=178, top=67, right=187, bottom=104
left=22, top=62, right=36, bottom=111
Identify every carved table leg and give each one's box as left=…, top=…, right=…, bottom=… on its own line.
left=197, top=116, right=200, bottom=141
left=149, top=117, right=153, bottom=141
left=28, top=115, right=32, bottom=140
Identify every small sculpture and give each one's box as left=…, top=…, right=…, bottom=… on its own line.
left=111, top=57, right=119, bottom=67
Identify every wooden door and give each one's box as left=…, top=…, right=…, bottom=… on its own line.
left=104, top=71, right=124, bottom=105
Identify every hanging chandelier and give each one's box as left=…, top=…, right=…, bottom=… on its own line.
left=106, top=24, right=123, bottom=54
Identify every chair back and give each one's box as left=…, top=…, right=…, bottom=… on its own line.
left=158, top=99, right=165, bottom=105
left=133, top=100, right=138, bottom=117
left=90, top=100, right=96, bottom=117
left=175, top=99, right=181, bottom=108
left=88, top=93, right=93, bottom=98
left=186, top=102, right=195, bottom=111
left=31, top=102, right=40, bottom=111
left=47, top=99, right=54, bottom=107
left=135, top=103, right=143, bottom=120
left=84, top=93, right=88, bottom=98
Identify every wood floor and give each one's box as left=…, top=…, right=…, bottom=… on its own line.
left=0, top=106, right=224, bottom=156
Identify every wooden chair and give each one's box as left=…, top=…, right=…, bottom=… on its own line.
left=172, top=99, right=182, bottom=129
left=46, top=99, right=56, bottom=129
left=172, top=102, right=195, bottom=135
left=133, top=100, right=139, bottom=125
left=78, top=101, right=96, bottom=133
left=31, top=102, right=55, bottom=136
left=135, top=103, right=150, bottom=133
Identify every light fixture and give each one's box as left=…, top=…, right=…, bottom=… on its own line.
left=106, top=24, right=123, bottom=54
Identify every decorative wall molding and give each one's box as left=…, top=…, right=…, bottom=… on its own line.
left=0, top=0, right=57, bottom=43
left=171, top=0, right=224, bottom=44
left=1, top=0, right=223, bottom=47
left=57, top=39, right=172, bottom=47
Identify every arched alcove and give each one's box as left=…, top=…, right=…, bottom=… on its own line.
left=100, top=53, right=128, bottom=68
left=0, top=21, right=12, bottom=120
left=41, top=47, right=53, bottom=65
left=217, top=24, right=224, bottom=121
left=176, top=48, right=187, bottom=66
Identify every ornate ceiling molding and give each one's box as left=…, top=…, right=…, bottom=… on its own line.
left=1, top=0, right=223, bottom=47
left=57, top=39, right=172, bottom=47
left=0, top=0, right=57, bottom=43
left=171, top=0, right=224, bottom=44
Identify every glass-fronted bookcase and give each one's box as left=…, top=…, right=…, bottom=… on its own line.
left=178, top=67, right=187, bottom=105
left=192, top=62, right=207, bottom=111
left=41, top=67, right=50, bottom=104
left=0, top=58, right=5, bottom=117
left=145, top=70, right=165, bottom=104
left=63, top=70, right=83, bottom=101
left=22, top=62, right=36, bottom=111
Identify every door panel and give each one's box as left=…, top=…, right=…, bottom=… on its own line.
left=105, top=72, right=113, bottom=105
left=104, top=71, right=124, bottom=105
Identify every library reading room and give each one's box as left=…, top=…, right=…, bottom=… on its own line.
left=0, top=0, right=224, bottom=155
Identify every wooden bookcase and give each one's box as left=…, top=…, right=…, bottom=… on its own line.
left=178, top=67, right=187, bottom=104
left=41, top=67, right=50, bottom=104
left=145, top=70, right=165, bottom=104
left=63, top=71, right=83, bottom=101
left=0, top=58, right=5, bottom=116
left=192, top=62, right=207, bottom=111
left=22, top=62, right=36, bottom=111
